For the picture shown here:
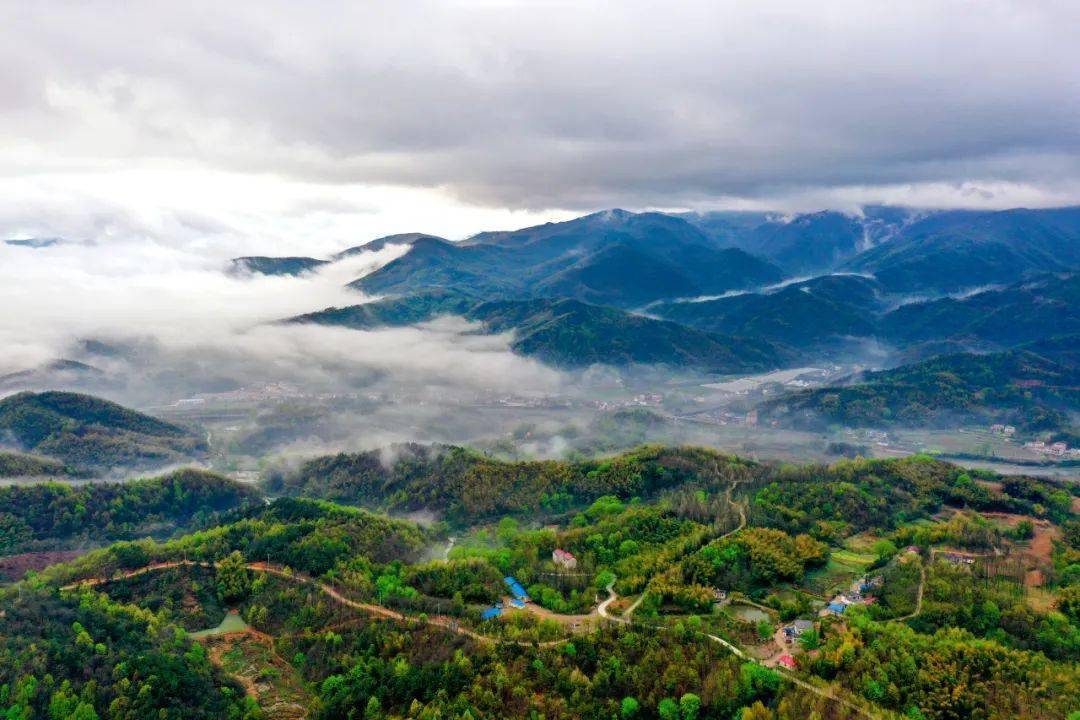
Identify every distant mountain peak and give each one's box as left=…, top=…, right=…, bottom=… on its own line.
left=4, top=237, right=65, bottom=249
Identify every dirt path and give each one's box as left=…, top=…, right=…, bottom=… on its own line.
left=888, top=560, right=926, bottom=623
left=598, top=581, right=880, bottom=718
left=620, top=480, right=747, bottom=622
left=63, top=560, right=568, bottom=648
left=888, top=547, right=1001, bottom=624
left=61, top=490, right=881, bottom=720
left=593, top=478, right=884, bottom=720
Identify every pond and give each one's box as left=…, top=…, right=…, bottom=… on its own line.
left=728, top=605, right=771, bottom=624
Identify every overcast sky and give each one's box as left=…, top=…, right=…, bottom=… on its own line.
left=2, top=0, right=1079, bottom=253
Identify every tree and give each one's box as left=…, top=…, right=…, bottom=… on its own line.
left=1012, top=520, right=1035, bottom=540
left=740, top=701, right=773, bottom=720
left=1058, top=584, right=1080, bottom=621
left=620, top=696, right=640, bottom=718
left=216, top=550, right=251, bottom=603
left=679, top=693, right=701, bottom=720
left=872, top=539, right=898, bottom=561
left=658, top=698, right=680, bottom=720
left=798, top=629, right=820, bottom=651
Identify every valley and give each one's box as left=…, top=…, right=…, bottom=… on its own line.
left=2, top=204, right=1078, bottom=720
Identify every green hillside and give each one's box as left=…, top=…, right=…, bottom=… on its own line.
left=653, top=275, right=883, bottom=348
left=763, top=350, right=1079, bottom=431
left=291, top=294, right=787, bottom=372
left=882, top=273, right=1080, bottom=346
left=0, top=391, right=207, bottom=473
left=0, top=451, right=79, bottom=479
left=470, top=297, right=787, bottom=371
left=0, top=468, right=261, bottom=554
left=228, top=255, right=329, bottom=276
left=843, top=207, right=1080, bottom=292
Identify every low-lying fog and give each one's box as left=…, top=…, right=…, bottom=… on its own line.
left=0, top=239, right=562, bottom=399
left=0, top=238, right=892, bottom=470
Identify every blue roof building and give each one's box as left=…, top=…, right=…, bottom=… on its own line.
left=503, top=576, right=530, bottom=602
left=827, top=602, right=847, bottom=615
left=480, top=607, right=503, bottom=621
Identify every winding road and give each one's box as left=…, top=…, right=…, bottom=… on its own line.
left=61, top=484, right=881, bottom=718
left=62, top=560, right=568, bottom=648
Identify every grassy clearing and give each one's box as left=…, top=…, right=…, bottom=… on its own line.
left=803, top=547, right=877, bottom=596
left=1026, top=587, right=1057, bottom=614
left=191, top=610, right=251, bottom=638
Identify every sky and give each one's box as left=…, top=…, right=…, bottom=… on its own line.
left=2, top=0, right=1079, bottom=255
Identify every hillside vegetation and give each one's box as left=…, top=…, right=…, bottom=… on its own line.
left=9, top=448, right=1077, bottom=720
left=0, top=468, right=261, bottom=554
left=353, top=210, right=784, bottom=307
left=763, top=350, right=1079, bottom=432
left=0, top=391, right=206, bottom=473
left=293, top=294, right=789, bottom=372
left=0, top=451, right=78, bottom=478
left=265, top=444, right=760, bottom=520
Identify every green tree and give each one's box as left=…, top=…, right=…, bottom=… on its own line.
left=216, top=550, right=251, bottom=604
left=658, top=698, right=680, bottom=720
left=872, top=539, right=898, bottom=561
left=679, top=693, right=701, bottom=720
left=798, top=629, right=820, bottom=651
left=740, top=701, right=773, bottom=720
left=620, top=696, right=640, bottom=718
left=1012, top=520, right=1035, bottom=540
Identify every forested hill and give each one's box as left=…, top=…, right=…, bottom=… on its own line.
left=651, top=274, right=884, bottom=349
left=0, top=450, right=79, bottom=478
left=5, top=447, right=1078, bottom=720
left=291, top=294, right=790, bottom=372
left=0, top=391, right=207, bottom=474
left=0, top=468, right=261, bottom=554
left=228, top=255, right=329, bottom=276
left=263, top=443, right=1069, bottom=525
left=880, top=273, right=1080, bottom=346
left=841, top=207, right=1080, bottom=292
left=264, top=444, right=761, bottom=520
left=762, top=349, right=1080, bottom=432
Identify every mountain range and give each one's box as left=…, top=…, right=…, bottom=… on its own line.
left=290, top=292, right=788, bottom=372
left=351, top=210, right=785, bottom=307
left=236, top=204, right=1080, bottom=298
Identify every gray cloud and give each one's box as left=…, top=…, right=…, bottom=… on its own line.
left=2, top=0, right=1078, bottom=212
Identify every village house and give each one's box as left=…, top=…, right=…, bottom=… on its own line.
left=552, top=548, right=578, bottom=570
left=826, top=602, right=847, bottom=616
left=783, top=619, right=814, bottom=642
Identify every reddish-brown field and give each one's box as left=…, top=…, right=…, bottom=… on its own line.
left=0, top=550, right=85, bottom=581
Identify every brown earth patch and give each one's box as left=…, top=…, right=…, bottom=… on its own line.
left=203, top=630, right=310, bottom=720
left=0, top=550, right=86, bottom=581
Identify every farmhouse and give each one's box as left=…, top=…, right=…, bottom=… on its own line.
left=552, top=548, right=578, bottom=570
